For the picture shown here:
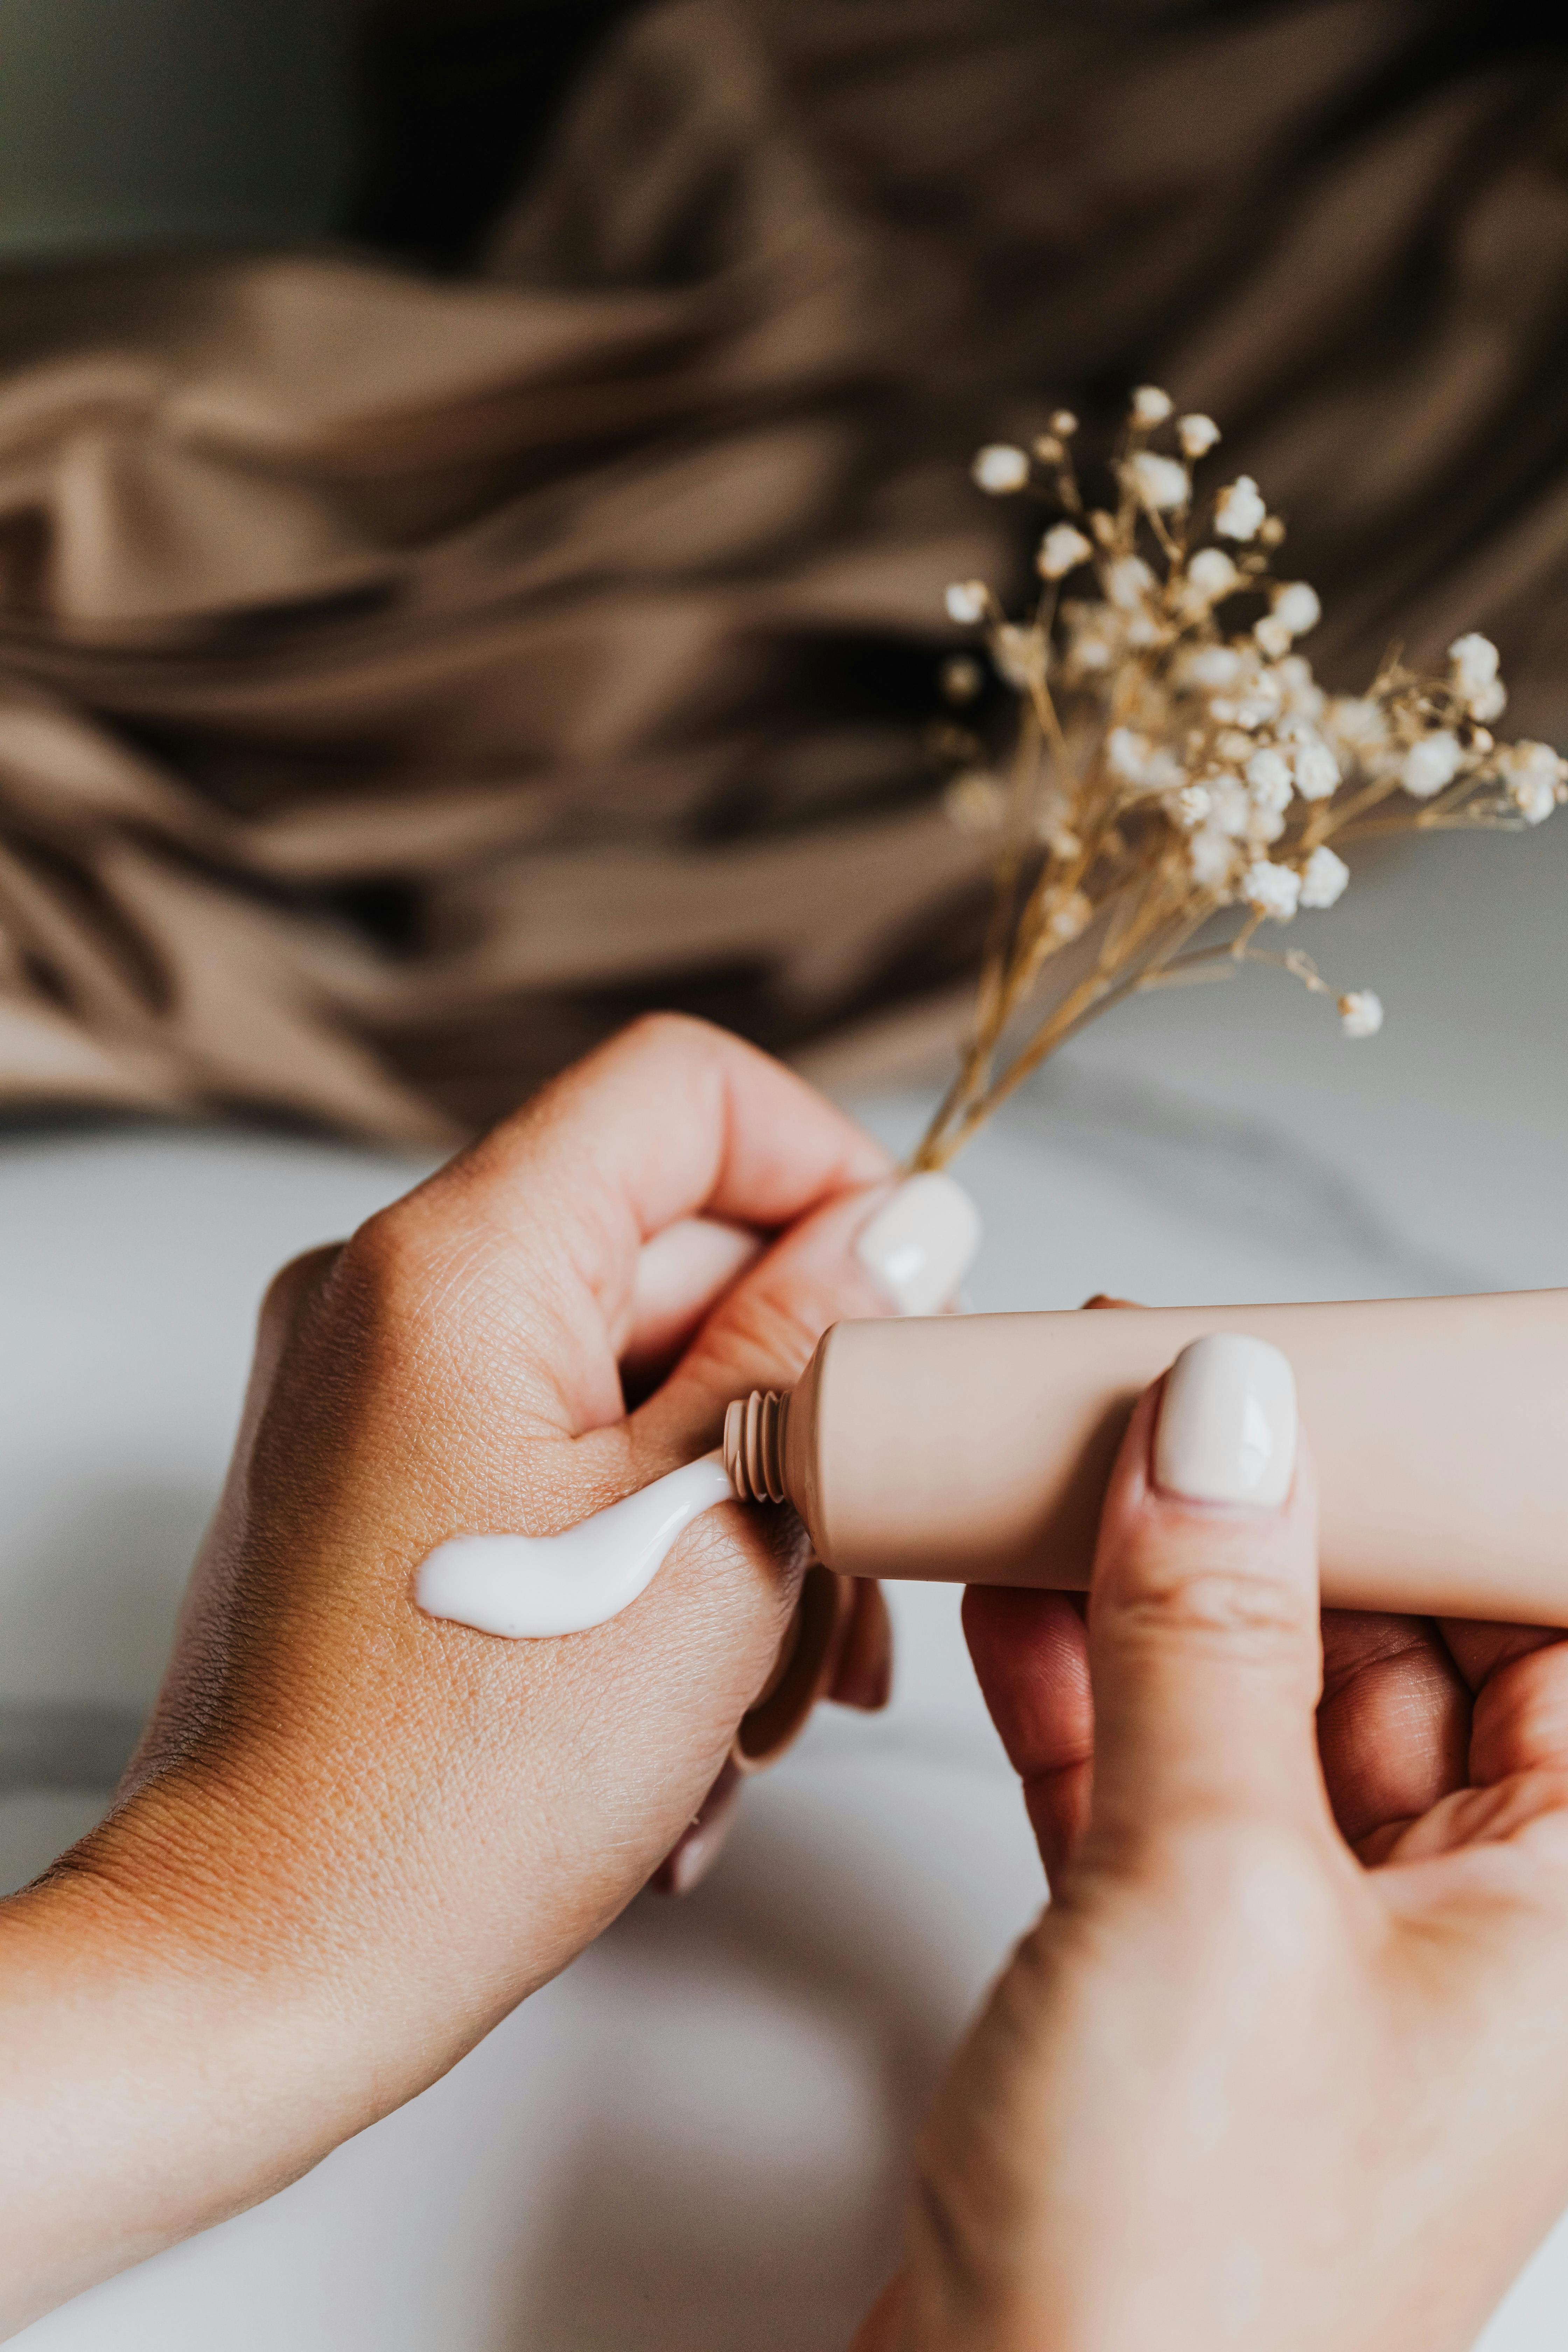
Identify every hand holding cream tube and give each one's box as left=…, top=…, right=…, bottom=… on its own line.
left=724, top=1291, right=1568, bottom=1623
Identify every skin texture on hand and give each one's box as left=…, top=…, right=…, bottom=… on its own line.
left=856, top=1376, right=1568, bottom=2352
left=0, top=1015, right=905, bottom=2333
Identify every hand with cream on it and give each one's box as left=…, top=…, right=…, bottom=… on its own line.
left=0, top=1015, right=979, bottom=2333
left=859, top=1334, right=1568, bottom=2352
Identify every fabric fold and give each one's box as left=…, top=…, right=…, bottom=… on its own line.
left=0, top=0, right=1562, bottom=1137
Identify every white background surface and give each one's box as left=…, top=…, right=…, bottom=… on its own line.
left=5, top=814, right=1568, bottom=2346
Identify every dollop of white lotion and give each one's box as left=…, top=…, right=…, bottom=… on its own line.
left=414, top=1452, right=734, bottom=1638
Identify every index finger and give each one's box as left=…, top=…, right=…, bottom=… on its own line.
left=365, top=1013, right=890, bottom=1429
left=448, top=1010, right=887, bottom=1241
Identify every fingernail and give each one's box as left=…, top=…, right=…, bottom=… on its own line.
left=1153, top=1334, right=1297, bottom=1508
left=650, top=1760, right=742, bottom=1897
left=627, top=1216, right=762, bottom=1366
left=854, top=1172, right=982, bottom=1315
left=828, top=1578, right=894, bottom=1711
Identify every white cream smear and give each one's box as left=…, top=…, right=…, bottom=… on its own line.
left=414, top=1452, right=734, bottom=1638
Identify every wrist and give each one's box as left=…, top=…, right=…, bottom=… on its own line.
left=0, top=1787, right=388, bottom=2332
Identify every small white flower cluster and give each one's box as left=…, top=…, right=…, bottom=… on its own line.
left=1214, top=476, right=1267, bottom=543
left=1338, top=989, right=1384, bottom=1040
left=921, top=384, right=1565, bottom=1141
left=1498, top=739, right=1568, bottom=826
left=1038, top=521, right=1094, bottom=580
left=1449, top=632, right=1507, bottom=723
left=1309, top=640, right=1566, bottom=827
left=972, top=443, right=1031, bottom=495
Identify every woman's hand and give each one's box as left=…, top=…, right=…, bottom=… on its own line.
left=860, top=1335, right=1568, bottom=2352
left=0, top=1014, right=977, bottom=2334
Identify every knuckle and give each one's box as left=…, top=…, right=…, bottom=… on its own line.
left=617, top=1009, right=715, bottom=1063
left=1168, top=1815, right=1319, bottom=1905
left=338, top=1204, right=412, bottom=1295
left=1109, top=1533, right=1312, bottom=1659
left=694, top=1281, right=827, bottom=1393
left=330, top=1204, right=446, bottom=1338
left=1121, top=1818, right=1337, bottom=1960
left=257, top=1243, right=342, bottom=1342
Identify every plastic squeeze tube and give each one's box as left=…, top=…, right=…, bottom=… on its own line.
left=722, top=1292, right=1568, bottom=1624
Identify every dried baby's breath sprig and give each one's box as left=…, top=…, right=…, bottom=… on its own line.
left=920, top=390, right=1565, bottom=1174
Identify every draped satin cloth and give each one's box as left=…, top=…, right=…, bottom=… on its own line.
left=2, top=0, right=1564, bottom=1140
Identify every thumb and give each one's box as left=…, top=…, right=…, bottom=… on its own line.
left=1085, top=1334, right=1328, bottom=1854
left=632, top=1170, right=982, bottom=1466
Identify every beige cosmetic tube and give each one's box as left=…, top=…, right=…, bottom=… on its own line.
left=722, top=1292, right=1568, bottom=1623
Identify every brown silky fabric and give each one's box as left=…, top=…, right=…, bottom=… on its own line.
left=1, top=0, right=1564, bottom=1139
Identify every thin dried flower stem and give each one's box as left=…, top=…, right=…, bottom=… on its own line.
left=924, top=395, right=1565, bottom=1173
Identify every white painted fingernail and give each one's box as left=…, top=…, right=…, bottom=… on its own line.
left=1154, top=1334, right=1297, bottom=1508
left=629, top=1216, right=761, bottom=1359
left=855, top=1172, right=982, bottom=1315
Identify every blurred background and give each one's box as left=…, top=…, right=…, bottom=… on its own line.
left=3, top=3, right=1568, bottom=2345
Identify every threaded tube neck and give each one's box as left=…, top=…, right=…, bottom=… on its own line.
left=723, top=1387, right=789, bottom=1504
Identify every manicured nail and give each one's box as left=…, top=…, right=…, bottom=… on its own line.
left=1153, top=1334, right=1297, bottom=1508
left=650, top=1761, right=742, bottom=1897
left=828, top=1578, right=894, bottom=1712
left=627, top=1216, right=761, bottom=1366
left=855, top=1172, right=982, bottom=1315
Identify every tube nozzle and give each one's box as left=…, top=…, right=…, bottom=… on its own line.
left=723, top=1387, right=789, bottom=1504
